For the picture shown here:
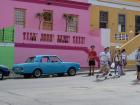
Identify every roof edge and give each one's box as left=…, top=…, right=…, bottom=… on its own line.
left=13, top=0, right=91, bottom=10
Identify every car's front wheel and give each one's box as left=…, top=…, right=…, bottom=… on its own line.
left=0, top=71, right=3, bottom=80
left=67, top=68, right=76, bottom=76
left=33, top=69, right=42, bottom=78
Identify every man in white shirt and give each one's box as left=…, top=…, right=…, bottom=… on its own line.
left=106, top=47, right=111, bottom=66
left=99, top=48, right=110, bottom=75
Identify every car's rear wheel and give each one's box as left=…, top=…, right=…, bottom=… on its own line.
left=0, top=71, right=3, bottom=80
left=67, top=68, right=76, bottom=76
left=33, top=69, right=42, bottom=78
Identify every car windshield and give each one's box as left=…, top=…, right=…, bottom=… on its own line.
left=25, top=57, right=35, bottom=63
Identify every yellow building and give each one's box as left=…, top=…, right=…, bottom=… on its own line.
left=89, top=0, right=140, bottom=68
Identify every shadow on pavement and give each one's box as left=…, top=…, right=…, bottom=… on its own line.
left=131, top=79, right=140, bottom=85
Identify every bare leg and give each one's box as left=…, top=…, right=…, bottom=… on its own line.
left=91, top=65, right=95, bottom=76
left=89, top=66, right=92, bottom=76
left=137, top=71, right=140, bottom=80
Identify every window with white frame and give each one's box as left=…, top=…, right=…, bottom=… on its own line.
left=15, top=8, right=26, bottom=27
left=118, top=14, right=126, bottom=32
left=65, top=14, right=78, bottom=32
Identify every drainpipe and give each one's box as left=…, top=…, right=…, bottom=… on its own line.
left=2, top=28, right=4, bottom=42
left=12, top=28, right=14, bottom=42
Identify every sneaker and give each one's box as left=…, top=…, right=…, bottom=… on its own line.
left=96, top=75, right=99, bottom=78
left=109, top=73, right=112, bottom=76
left=105, top=76, right=108, bottom=79
left=88, top=73, right=91, bottom=76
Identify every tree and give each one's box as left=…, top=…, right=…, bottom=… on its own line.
left=36, top=13, right=44, bottom=30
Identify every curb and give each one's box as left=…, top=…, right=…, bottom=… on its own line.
left=77, top=69, right=136, bottom=75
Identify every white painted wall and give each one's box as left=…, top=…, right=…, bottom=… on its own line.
left=101, top=28, right=110, bottom=48
left=127, top=50, right=137, bottom=60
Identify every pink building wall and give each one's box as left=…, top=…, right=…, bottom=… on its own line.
left=70, top=0, right=88, bottom=3
left=0, top=0, right=103, bottom=67
left=15, top=48, right=89, bottom=67
left=0, top=0, right=90, bottom=33
left=14, top=26, right=103, bottom=67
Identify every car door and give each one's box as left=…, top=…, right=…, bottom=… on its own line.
left=48, top=56, right=66, bottom=74
left=39, top=56, right=53, bottom=75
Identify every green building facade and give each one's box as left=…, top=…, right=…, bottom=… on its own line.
left=0, top=27, right=14, bottom=69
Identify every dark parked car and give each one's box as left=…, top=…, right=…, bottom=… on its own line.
left=0, top=65, right=10, bottom=80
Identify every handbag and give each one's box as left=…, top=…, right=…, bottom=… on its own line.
left=111, top=62, right=115, bottom=69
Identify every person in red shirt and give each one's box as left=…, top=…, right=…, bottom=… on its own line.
left=88, top=45, right=97, bottom=76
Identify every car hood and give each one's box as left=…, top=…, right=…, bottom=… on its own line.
left=0, top=65, right=9, bottom=69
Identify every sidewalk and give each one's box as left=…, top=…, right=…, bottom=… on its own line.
left=77, top=68, right=136, bottom=75
left=6, top=68, right=136, bottom=79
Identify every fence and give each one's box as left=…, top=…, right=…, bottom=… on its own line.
left=0, top=27, right=14, bottom=43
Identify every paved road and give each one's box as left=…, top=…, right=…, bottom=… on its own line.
left=0, top=71, right=140, bottom=105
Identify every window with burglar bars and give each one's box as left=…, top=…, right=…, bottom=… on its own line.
left=42, top=10, right=53, bottom=31
left=15, top=8, right=26, bottom=27
left=118, top=14, right=126, bottom=32
left=99, top=11, right=108, bottom=28
left=66, top=15, right=78, bottom=32
left=115, top=34, right=128, bottom=40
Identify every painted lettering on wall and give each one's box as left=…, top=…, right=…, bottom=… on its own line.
left=23, top=32, right=85, bottom=44
left=23, top=32, right=37, bottom=41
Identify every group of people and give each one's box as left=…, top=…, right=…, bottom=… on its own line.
left=88, top=45, right=140, bottom=80
left=88, top=45, right=127, bottom=78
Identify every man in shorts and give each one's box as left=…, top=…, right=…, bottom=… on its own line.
left=88, top=45, right=97, bottom=76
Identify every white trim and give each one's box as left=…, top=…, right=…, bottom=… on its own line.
left=89, top=0, right=140, bottom=12
left=0, top=43, right=14, bottom=47
left=98, top=0, right=140, bottom=7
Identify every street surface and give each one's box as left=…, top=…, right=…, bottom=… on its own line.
left=0, top=71, right=140, bottom=105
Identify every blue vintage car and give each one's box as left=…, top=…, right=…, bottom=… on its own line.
left=13, top=55, right=80, bottom=78
left=0, top=65, right=10, bottom=80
